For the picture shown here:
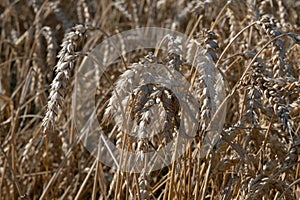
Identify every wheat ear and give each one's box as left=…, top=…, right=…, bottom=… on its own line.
left=42, top=24, right=88, bottom=132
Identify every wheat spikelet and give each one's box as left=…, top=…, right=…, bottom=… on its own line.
left=42, top=24, right=88, bottom=132
left=138, top=170, right=150, bottom=199
left=226, top=8, right=239, bottom=44
left=77, top=0, right=91, bottom=25
left=107, top=172, right=117, bottom=198
left=113, top=1, right=133, bottom=21
left=187, top=38, right=227, bottom=137
left=277, top=0, right=288, bottom=27
left=41, top=26, right=58, bottom=68
left=284, top=135, right=300, bottom=168
left=31, top=24, right=47, bottom=107
left=130, top=0, right=140, bottom=28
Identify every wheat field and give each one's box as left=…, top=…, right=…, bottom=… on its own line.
left=1, top=0, right=300, bottom=199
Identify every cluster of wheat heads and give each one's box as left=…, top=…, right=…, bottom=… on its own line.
left=1, top=0, right=300, bottom=199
